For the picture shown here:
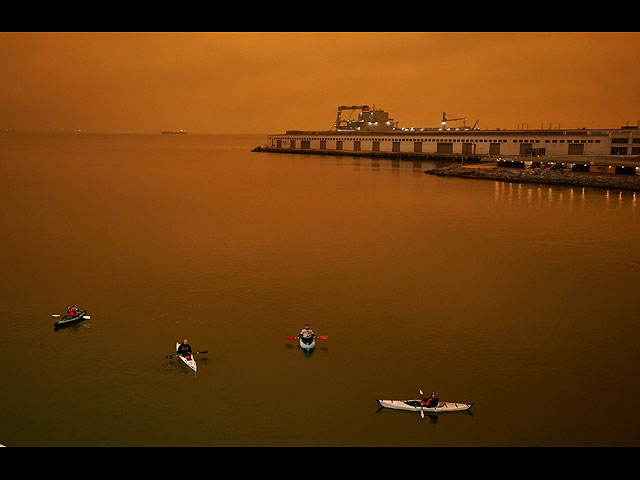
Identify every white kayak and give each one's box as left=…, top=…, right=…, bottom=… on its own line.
left=377, top=399, right=473, bottom=413
left=176, top=343, right=197, bottom=372
left=299, top=336, right=316, bottom=350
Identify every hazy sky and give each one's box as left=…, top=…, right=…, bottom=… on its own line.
left=1, top=32, right=639, bottom=134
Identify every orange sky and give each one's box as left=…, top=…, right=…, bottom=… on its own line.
left=1, top=32, right=639, bottom=134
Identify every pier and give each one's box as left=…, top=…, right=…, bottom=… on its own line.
left=251, top=145, right=482, bottom=164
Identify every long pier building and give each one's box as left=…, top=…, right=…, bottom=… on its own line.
left=262, top=105, right=640, bottom=160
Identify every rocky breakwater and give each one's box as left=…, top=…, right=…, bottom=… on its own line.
left=424, top=165, right=640, bottom=192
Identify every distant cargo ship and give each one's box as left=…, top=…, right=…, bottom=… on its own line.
left=161, top=130, right=187, bottom=134
left=263, top=105, right=640, bottom=159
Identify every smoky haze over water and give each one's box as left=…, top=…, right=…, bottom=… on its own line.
left=1, top=32, right=640, bottom=134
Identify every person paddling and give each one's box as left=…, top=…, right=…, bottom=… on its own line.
left=67, top=304, right=79, bottom=317
left=298, top=324, right=315, bottom=345
left=422, top=391, right=440, bottom=408
left=177, top=339, right=192, bottom=359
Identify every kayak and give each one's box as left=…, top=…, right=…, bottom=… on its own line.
left=376, top=399, right=473, bottom=413
left=54, top=310, right=87, bottom=328
left=176, top=343, right=197, bottom=372
left=299, top=336, right=315, bottom=350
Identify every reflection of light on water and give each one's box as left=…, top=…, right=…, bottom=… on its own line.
left=494, top=181, right=505, bottom=203
left=569, top=188, right=574, bottom=211
left=517, top=183, right=522, bottom=205
left=491, top=180, right=638, bottom=212
left=538, top=186, right=542, bottom=207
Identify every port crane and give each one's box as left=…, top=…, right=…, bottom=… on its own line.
left=441, top=111, right=467, bottom=129
left=334, top=105, right=370, bottom=130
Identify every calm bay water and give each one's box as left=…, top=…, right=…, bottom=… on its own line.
left=1, top=132, right=639, bottom=446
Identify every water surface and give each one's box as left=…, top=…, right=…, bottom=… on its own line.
left=1, top=133, right=638, bottom=446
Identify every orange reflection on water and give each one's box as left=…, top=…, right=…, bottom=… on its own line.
left=493, top=180, right=639, bottom=212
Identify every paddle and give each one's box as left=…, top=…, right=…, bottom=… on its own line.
left=165, top=350, right=208, bottom=359
left=52, top=314, right=91, bottom=319
left=286, top=335, right=328, bottom=340
left=419, top=389, right=425, bottom=419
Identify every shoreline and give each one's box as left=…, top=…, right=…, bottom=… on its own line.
left=424, top=164, right=640, bottom=191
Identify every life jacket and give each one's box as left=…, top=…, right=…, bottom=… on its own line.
left=178, top=344, right=191, bottom=357
left=300, top=328, right=314, bottom=338
left=425, top=397, right=439, bottom=407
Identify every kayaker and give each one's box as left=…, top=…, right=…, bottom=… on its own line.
left=67, top=305, right=79, bottom=317
left=177, top=339, right=192, bottom=359
left=422, top=391, right=439, bottom=408
left=299, top=324, right=315, bottom=340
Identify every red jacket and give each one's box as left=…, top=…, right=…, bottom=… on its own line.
left=425, top=397, right=439, bottom=407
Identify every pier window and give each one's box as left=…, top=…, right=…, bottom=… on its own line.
left=320, top=140, right=326, bottom=150
left=568, top=143, right=584, bottom=155
left=519, top=143, right=533, bottom=155
left=392, top=141, right=400, bottom=152
left=489, top=143, right=501, bottom=155
left=301, top=140, right=311, bottom=150
left=354, top=141, right=361, bottom=151
left=373, top=141, right=380, bottom=152
left=610, top=146, right=628, bottom=155
left=612, top=137, right=629, bottom=143
left=414, top=142, right=422, bottom=153
left=336, top=140, right=343, bottom=150
left=462, top=143, right=474, bottom=155
left=437, top=142, right=453, bottom=154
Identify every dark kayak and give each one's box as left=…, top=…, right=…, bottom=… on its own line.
left=54, top=310, right=87, bottom=329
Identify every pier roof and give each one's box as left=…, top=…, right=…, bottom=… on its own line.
left=278, top=128, right=630, bottom=137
